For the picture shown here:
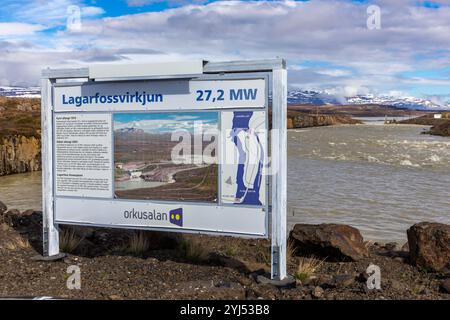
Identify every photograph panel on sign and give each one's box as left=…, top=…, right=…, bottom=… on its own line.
left=113, top=112, right=218, bottom=202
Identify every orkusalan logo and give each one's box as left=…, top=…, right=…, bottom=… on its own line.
left=169, top=208, right=183, bottom=227
left=123, top=207, right=183, bottom=227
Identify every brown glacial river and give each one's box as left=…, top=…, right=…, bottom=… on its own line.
left=1, top=123, right=449, bottom=242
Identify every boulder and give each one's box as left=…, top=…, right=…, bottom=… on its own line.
left=2, top=209, right=20, bottom=225
left=289, top=224, right=368, bottom=261
left=0, top=201, right=7, bottom=214
left=440, top=279, right=450, bottom=294
left=407, top=222, right=450, bottom=272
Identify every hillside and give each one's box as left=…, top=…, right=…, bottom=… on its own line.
left=399, top=112, right=450, bottom=137
left=0, top=97, right=41, bottom=139
left=286, top=110, right=361, bottom=128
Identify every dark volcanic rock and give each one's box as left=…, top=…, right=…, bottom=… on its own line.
left=0, top=201, right=7, bottom=214
left=429, top=121, right=450, bottom=137
left=407, top=222, right=450, bottom=272
left=332, top=274, right=355, bottom=288
left=441, top=279, right=450, bottom=294
left=401, top=242, right=409, bottom=252
left=289, top=224, right=369, bottom=261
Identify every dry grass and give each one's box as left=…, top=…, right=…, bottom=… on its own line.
left=60, top=229, right=83, bottom=253
left=255, top=245, right=271, bottom=266
left=287, top=240, right=297, bottom=264
left=123, top=231, right=150, bottom=256
left=3, top=235, right=31, bottom=251
left=179, top=236, right=207, bottom=262
left=295, top=256, right=325, bottom=282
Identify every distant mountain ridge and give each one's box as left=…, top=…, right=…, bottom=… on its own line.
left=288, top=89, right=450, bottom=111
left=2, top=86, right=449, bottom=111
left=0, top=86, right=40, bottom=98
left=115, top=127, right=145, bottom=134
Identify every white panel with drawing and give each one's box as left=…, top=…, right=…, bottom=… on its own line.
left=220, top=111, right=267, bottom=206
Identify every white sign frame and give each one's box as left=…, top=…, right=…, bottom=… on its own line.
left=41, top=59, right=287, bottom=280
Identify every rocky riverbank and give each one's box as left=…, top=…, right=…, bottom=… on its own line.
left=0, top=97, right=41, bottom=176
left=0, top=136, right=41, bottom=176
left=0, top=202, right=448, bottom=300
left=286, top=111, right=362, bottom=129
left=399, top=112, right=450, bottom=137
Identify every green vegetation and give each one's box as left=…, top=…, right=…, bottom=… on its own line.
left=295, top=256, right=325, bottom=282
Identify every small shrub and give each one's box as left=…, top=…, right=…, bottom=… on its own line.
left=295, top=256, right=325, bottom=281
left=225, top=242, right=239, bottom=257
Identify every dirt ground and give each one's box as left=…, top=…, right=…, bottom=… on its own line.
left=0, top=210, right=448, bottom=300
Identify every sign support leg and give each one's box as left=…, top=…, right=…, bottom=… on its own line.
left=270, top=67, right=287, bottom=280
left=41, top=78, right=60, bottom=257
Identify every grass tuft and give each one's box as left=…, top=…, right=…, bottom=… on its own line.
left=295, top=256, right=325, bottom=282
left=124, top=231, right=150, bottom=256
left=3, top=235, right=31, bottom=251
left=179, top=236, right=206, bottom=262
left=224, top=242, right=239, bottom=257
left=287, top=240, right=297, bottom=264
left=60, top=229, right=83, bottom=253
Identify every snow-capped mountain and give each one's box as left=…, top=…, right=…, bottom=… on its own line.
left=0, top=86, right=40, bottom=98
left=287, top=89, right=450, bottom=110
left=1, top=86, right=448, bottom=110
left=115, top=127, right=145, bottom=134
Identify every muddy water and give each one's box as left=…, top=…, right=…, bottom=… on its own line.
left=288, top=124, right=450, bottom=242
left=0, top=171, right=42, bottom=211
left=1, top=124, right=449, bottom=242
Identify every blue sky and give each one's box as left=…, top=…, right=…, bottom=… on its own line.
left=114, top=112, right=218, bottom=133
left=1, top=0, right=450, bottom=105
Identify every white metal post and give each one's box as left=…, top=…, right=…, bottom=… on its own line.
left=270, top=67, right=287, bottom=280
left=41, top=78, right=60, bottom=256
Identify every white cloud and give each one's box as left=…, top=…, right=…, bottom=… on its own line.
left=0, top=23, right=45, bottom=36
left=126, top=0, right=209, bottom=7
left=14, top=0, right=104, bottom=26
left=81, top=6, right=106, bottom=17
left=316, top=69, right=352, bottom=77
